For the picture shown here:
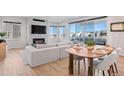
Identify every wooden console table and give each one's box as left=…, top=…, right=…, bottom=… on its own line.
left=0, top=43, right=6, bottom=60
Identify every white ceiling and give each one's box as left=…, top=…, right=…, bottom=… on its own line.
left=41, top=16, right=82, bottom=23
left=21, top=16, right=99, bottom=23
left=2, top=16, right=99, bottom=23
left=21, top=16, right=83, bottom=23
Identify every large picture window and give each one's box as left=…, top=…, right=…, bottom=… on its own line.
left=69, top=20, right=107, bottom=45
left=95, top=21, right=107, bottom=37
left=69, top=23, right=83, bottom=43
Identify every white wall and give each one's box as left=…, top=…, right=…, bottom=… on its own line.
left=26, top=18, right=48, bottom=45
left=107, top=16, right=124, bottom=55
left=26, top=17, right=59, bottom=45
left=0, top=16, right=27, bottom=49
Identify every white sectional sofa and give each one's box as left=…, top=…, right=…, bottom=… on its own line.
left=25, top=44, right=70, bottom=67
left=58, top=45, right=70, bottom=59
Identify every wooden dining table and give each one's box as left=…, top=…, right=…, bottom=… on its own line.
left=66, top=45, right=114, bottom=76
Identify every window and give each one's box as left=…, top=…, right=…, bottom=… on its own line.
left=50, top=26, right=57, bottom=38
left=75, top=23, right=82, bottom=33
left=84, top=22, right=94, bottom=37
left=95, top=21, right=107, bottom=31
left=59, top=26, right=65, bottom=38
left=95, top=21, right=107, bottom=37
left=69, top=24, right=76, bottom=38
left=69, top=24, right=76, bottom=42
left=13, top=24, right=20, bottom=38
left=83, top=22, right=95, bottom=43
left=69, top=23, right=83, bottom=43
left=85, top=22, right=94, bottom=32
left=3, top=23, right=21, bottom=39
left=69, top=20, right=107, bottom=44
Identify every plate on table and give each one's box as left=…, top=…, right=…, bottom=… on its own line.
left=73, top=46, right=82, bottom=50
left=95, top=45, right=105, bottom=50
left=105, top=47, right=113, bottom=51
left=92, top=49, right=107, bottom=55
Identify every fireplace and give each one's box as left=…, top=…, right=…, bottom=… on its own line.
left=33, top=38, right=45, bottom=44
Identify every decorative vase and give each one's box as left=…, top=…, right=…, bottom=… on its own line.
left=87, top=46, right=94, bottom=50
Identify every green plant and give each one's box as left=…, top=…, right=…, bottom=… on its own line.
left=86, top=38, right=95, bottom=46
left=0, top=32, right=7, bottom=38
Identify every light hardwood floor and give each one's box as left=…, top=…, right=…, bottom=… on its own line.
left=0, top=48, right=124, bottom=76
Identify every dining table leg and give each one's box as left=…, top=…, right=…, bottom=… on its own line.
left=69, top=54, right=74, bottom=75
left=88, top=58, right=94, bottom=76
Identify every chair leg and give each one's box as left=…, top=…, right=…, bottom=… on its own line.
left=114, top=63, right=118, bottom=73
left=108, top=69, right=111, bottom=76
left=94, top=69, right=95, bottom=75
left=102, top=71, right=105, bottom=76
left=94, top=70, right=99, bottom=76
left=98, top=70, right=99, bottom=75
left=78, top=60, right=80, bottom=75
left=111, top=65, right=115, bottom=76
left=88, top=66, right=90, bottom=76
left=83, top=58, right=86, bottom=70
left=74, top=60, right=77, bottom=74
left=75, top=60, right=77, bottom=65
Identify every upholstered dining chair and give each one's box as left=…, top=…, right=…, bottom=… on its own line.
left=98, top=47, right=121, bottom=74
left=113, top=47, right=121, bottom=73
left=72, top=44, right=86, bottom=75
left=74, top=56, right=86, bottom=75
left=91, top=51, right=117, bottom=76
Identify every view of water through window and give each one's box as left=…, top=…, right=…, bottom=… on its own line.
left=69, top=20, right=107, bottom=45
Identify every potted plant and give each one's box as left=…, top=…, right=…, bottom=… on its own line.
left=85, top=35, right=95, bottom=50
left=0, top=32, right=7, bottom=43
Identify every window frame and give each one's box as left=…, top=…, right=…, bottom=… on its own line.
left=3, top=22, right=21, bottom=39
left=49, top=26, right=57, bottom=38
left=58, top=26, right=66, bottom=39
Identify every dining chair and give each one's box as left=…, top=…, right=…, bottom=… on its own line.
left=97, top=55, right=115, bottom=75
left=73, top=43, right=86, bottom=75
left=98, top=47, right=121, bottom=74
left=113, top=47, right=121, bottom=73
left=91, top=51, right=117, bottom=76
left=74, top=56, right=86, bottom=75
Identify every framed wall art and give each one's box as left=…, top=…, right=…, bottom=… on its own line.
left=111, top=22, right=124, bottom=32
